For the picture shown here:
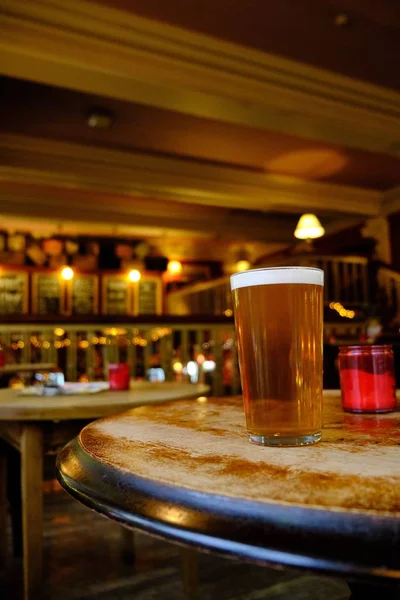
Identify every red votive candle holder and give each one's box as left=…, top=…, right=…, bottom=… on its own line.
left=108, top=363, right=130, bottom=391
left=339, top=345, right=396, bottom=413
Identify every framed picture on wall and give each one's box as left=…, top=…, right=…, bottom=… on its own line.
left=101, top=273, right=132, bottom=315
left=70, top=273, right=99, bottom=316
left=0, top=268, right=29, bottom=315
left=32, top=272, right=63, bottom=316
left=134, top=275, right=163, bottom=315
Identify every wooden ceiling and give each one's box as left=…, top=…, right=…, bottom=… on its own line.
left=0, top=0, right=399, bottom=267
left=91, top=0, right=400, bottom=90
left=1, top=76, right=400, bottom=191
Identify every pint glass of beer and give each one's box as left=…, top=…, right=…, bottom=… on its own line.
left=231, top=267, right=324, bottom=446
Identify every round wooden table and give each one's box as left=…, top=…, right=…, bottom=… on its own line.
left=0, top=381, right=209, bottom=600
left=57, top=392, right=400, bottom=599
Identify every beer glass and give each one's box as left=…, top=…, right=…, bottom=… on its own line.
left=231, top=267, right=323, bottom=446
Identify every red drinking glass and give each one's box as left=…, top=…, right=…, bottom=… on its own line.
left=108, top=363, right=130, bottom=391
left=339, top=345, right=396, bottom=413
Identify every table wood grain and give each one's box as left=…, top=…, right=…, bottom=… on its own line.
left=0, top=382, right=210, bottom=421
left=2, top=362, right=56, bottom=373
left=57, top=391, right=400, bottom=584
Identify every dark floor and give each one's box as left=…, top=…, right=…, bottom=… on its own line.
left=0, top=486, right=351, bottom=600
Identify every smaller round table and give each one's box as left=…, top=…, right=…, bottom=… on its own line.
left=57, top=393, right=400, bottom=599
left=0, top=381, right=209, bottom=600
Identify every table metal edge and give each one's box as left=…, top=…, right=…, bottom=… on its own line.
left=56, top=437, right=400, bottom=582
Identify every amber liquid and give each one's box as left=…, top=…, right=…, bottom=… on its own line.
left=232, top=283, right=323, bottom=443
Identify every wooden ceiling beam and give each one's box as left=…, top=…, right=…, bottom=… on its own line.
left=0, top=134, right=383, bottom=218
left=0, top=187, right=299, bottom=244
left=1, top=0, right=400, bottom=156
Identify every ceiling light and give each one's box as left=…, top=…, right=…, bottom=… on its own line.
left=60, top=266, right=74, bottom=280
left=236, top=260, right=251, bottom=272
left=167, top=260, right=182, bottom=275
left=128, top=269, right=141, bottom=283
left=294, top=214, right=325, bottom=240
left=86, top=108, right=115, bottom=129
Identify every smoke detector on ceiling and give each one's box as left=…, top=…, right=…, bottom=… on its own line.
left=86, top=108, right=115, bottom=129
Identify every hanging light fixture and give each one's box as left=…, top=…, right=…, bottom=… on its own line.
left=236, top=259, right=251, bottom=272
left=235, top=249, right=251, bottom=273
left=294, top=214, right=325, bottom=240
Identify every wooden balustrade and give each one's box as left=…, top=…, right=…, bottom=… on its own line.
left=0, top=255, right=373, bottom=396
left=378, top=267, right=400, bottom=320
left=0, top=315, right=368, bottom=395
left=167, top=255, right=369, bottom=315
left=0, top=320, right=239, bottom=397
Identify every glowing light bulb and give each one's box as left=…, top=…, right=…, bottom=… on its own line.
left=61, top=266, right=74, bottom=281
left=167, top=260, right=182, bottom=275
left=196, top=353, right=205, bottom=365
left=128, top=269, right=141, bottom=282
left=236, top=260, right=251, bottom=272
left=294, top=214, right=325, bottom=240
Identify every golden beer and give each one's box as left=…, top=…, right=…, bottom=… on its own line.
left=231, top=267, right=323, bottom=446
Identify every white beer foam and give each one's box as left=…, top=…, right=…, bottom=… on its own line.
left=230, top=266, right=324, bottom=290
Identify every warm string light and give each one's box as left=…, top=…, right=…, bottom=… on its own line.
left=11, top=341, right=25, bottom=350
left=132, top=336, right=148, bottom=346
left=202, top=340, right=215, bottom=350
left=172, top=361, right=183, bottom=373
left=222, top=338, right=234, bottom=350
left=104, top=328, right=127, bottom=336
left=24, top=327, right=174, bottom=353
left=329, top=302, right=355, bottom=319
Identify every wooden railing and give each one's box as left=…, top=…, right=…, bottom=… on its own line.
left=378, top=267, right=400, bottom=320
left=167, top=254, right=369, bottom=315
left=0, top=319, right=240, bottom=396
left=0, top=313, right=369, bottom=395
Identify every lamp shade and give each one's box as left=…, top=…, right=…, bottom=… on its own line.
left=236, top=260, right=251, bottom=272
left=294, top=214, right=325, bottom=240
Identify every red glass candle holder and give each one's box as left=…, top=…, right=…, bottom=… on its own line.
left=108, top=363, right=130, bottom=391
left=339, top=345, right=396, bottom=413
